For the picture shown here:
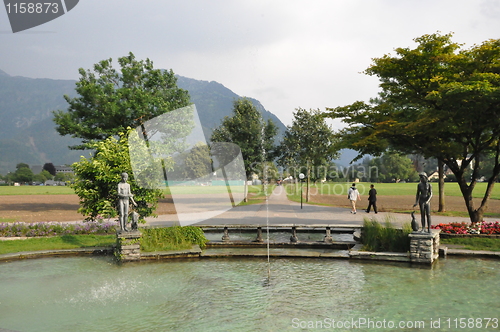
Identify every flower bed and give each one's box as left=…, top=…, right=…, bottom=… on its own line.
left=431, top=221, right=500, bottom=235
left=0, top=220, right=118, bottom=237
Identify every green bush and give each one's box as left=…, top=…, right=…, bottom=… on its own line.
left=362, top=218, right=412, bottom=252
left=140, top=226, right=208, bottom=252
left=71, top=132, right=164, bottom=221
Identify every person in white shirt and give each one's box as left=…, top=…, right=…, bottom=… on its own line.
left=347, top=183, right=361, bottom=214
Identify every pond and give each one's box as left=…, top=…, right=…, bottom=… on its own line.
left=0, top=256, right=498, bottom=331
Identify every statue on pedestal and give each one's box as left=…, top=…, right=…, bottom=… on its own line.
left=413, top=172, right=432, bottom=233
left=118, top=172, right=137, bottom=232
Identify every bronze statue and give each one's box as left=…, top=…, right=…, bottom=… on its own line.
left=413, top=172, right=432, bottom=232
left=117, top=172, right=137, bottom=232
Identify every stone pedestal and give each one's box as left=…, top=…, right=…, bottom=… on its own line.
left=409, top=229, right=440, bottom=264
left=115, top=230, right=141, bottom=262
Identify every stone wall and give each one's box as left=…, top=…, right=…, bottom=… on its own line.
left=409, top=229, right=440, bottom=264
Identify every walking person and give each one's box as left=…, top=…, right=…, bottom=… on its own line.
left=347, top=183, right=361, bottom=214
left=366, top=184, right=378, bottom=213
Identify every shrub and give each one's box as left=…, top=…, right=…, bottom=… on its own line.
left=140, top=226, right=208, bottom=252
left=0, top=221, right=118, bottom=237
left=71, top=132, right=164, bottom=221
left=362, top=218, right=412, bottom=252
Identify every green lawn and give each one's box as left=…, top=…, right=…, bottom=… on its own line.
left=0, top=184, right=261, bottom=196
left=0, top=235, right=115, bottom=255
left=441, top=237, right=500, bottom=251
left=0, top=185, right=75, bottom=195
left=3, top=182, right=499, bottom=199
left=285, top=181, right=500, bottom=199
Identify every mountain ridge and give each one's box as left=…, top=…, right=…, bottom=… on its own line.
left=0, top=70, right=287, bottom=174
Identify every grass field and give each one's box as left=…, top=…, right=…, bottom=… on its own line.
left=0, top=235, right=115, bottom=255
left=441, top=237, right=500, bottom=251
left=2, top=182, right=500, bottom=221
left=5, top=182, right=499, bottom=199
left=285, top=181, right=500, bottom=199
left=0, top=185, right=75, bottom=195
left=0, top=184, right=250, bottom=196
left=284, top=181, right=500, bottom=218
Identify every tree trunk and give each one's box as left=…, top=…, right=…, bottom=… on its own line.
left=455, top=176, right=483, bottom=223
left=438, top=160, right=445, bottom=212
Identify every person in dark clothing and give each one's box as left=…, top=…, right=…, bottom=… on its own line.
left=366, top=184, right=377, bottom=213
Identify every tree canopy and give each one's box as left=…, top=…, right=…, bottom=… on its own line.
left=211, top=97, right=278, bottom=179
left=277, top=108, right=338, bottom=201
left=53, top=52, right=191, bottom=149
left=325, top=33, right=500, bottom=223
left=12, top=163, right=33, bottom=183
left=368, top=153, right=418, bottom=183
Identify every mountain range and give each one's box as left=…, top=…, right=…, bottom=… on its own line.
left=0, top=69, right=287, bottom=175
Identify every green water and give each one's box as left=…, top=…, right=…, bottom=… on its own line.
left=0, top=257, right=498, bottom=331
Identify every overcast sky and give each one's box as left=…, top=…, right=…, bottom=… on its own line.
left=1, top=0, right=499, bottom=128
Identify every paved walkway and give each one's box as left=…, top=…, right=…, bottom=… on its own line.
left=144, top=186, right=495, bottom=228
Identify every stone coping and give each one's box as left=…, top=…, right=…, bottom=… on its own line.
left=349, top=250, right=410, bottom=262
left=1, top=245, right=498, bottom=262
left=0, top=246, right=113, bottom=262
left=445, top=248, right=500, bottom=258
left=201, top=248, right=350, bottom=259
left=141, top=245, right=203, bottom=260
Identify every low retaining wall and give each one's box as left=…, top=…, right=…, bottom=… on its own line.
left=2, top=226, right=499, bottom=264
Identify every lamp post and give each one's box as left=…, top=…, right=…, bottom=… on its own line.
left=299, top=173, right=305, bottom=209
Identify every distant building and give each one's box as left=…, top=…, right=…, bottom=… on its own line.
left=44, top=180, right=67, bottom=186
left=428, top=171, right=440, bottom=181
left=54, top=165, right=73, bottom=173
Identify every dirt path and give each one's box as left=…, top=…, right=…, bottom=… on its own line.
left=1, top=193, right=499, bottom=223
left=0, top=195, right=176, bottom=222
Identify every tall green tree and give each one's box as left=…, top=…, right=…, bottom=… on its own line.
left=12, top=163, right=33, bottom=183
left=53, top=52, right=191, bottom=149
left=42, top=163, right=56, bottom=176
left=325, top=33, right=500, bottom=223
left=277, top=108, right=338, bottom=201
left=33, top=170, right=53, bottom=183
left=211, top=98, right=278, bottom=178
